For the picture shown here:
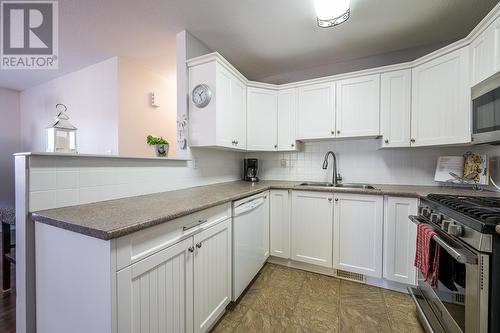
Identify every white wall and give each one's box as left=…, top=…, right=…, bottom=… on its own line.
left=117, top=59, right=177, bottom=157
left=247, top=139, right=500, bottom=185
left=0, top=88, right=21, bottom=208
left=20, top=57, right=119, bottom=155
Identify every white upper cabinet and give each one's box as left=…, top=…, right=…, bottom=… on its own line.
left=188, top=58, right=247, bottom=150
left=411, top=46, right=471, bottom=147
left=494, top=15, right=500, bottom=73
left=247, top=87, right=278, bottom=151
left=333, top=193, right=383, bottom=278
left=291, top=190, right=333, bottom=268
left=232, top=77, right=247, bottom=149
left=336, top=74, right=381, bottom=137
left=277, top=88, right=299, bottom=151
left=297, top=82, right=336, bottom=140
left=270, top=190, right=290, bottom=259
left=383, top=196, right=418, bottom=286
left=471, top=24, right=495, bottom=86
left=380, top=69, right=412, bottom=148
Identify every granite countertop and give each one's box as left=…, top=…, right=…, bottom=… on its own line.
left=0, top=207, right=15, bottom=225
left=31, top=180, right=500, bottom=240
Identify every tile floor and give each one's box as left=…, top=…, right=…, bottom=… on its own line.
left=212, top=263, right=424, bottom=333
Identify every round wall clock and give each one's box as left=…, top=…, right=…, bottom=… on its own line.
left=192, top=84, right=212, bottom=108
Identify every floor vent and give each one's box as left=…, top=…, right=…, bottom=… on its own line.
left=454, top=293, right=465, bottom=305
left=334, top=269, right=366, bottom=283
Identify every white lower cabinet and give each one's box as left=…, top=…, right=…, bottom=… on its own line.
left=117, top=238, right=194, bottom=333
left=383, top=196, right=418, bottom=285
left=291, top=191, right=333, bottom=267
left=270, top=189, right=290, bottom=259
left=193, top=220, right=232, bottom=333
left=333, top=193, right=383, bottom=278
left=117, top=218, right=231, bottom=333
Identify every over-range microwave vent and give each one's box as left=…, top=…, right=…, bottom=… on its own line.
left=334, top=269, right=366, bottom=283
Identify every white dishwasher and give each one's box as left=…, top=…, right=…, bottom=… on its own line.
left=232, top=191, right=270, bottom=301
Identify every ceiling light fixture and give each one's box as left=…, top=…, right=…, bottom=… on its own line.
left=314, top=0, right=350, bottom=28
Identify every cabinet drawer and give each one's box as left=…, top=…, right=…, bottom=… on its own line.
left=115, top=203, right=231, bottom=270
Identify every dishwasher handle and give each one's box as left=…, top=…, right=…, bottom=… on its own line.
left=234, top=196, right=266, bottom=217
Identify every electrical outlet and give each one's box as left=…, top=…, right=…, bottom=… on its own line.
left=280, top=159, right=287, bottom=168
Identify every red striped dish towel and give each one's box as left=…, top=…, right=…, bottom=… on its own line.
left=414, top=223, right=441, bottom=287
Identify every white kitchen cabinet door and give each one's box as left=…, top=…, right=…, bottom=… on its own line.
left=411, top=46, right=471, bottom=146
left=247, top=87, right=278, bottom=150
left=291, top=191, right=333, bottom=268
left=214, top=64, right=234, bottom=148
left=270, top=190, right=290, bottom=259
left=297, top=82, right=336, bottom=140
left=471, top=24, right=495, bottom=87
left=333, top=193, right=383, bottom=278
left=336, top=74, right=380, bottom=138
left=277, top=88, right=299, bottom=151
left=189, top=58, right=246, bottom=151
left=493, top=15, right=500, bottom=73
left=193, top=219, right=231, bottom=333
left=231, top=77, right=247, bottom=150
left=383, top=196, right=418, bottom=286
left=116, top=238, right=194, bottom=333
left=380, top=69, right=412, bottom=148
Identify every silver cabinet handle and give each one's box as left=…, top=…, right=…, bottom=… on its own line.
left=384, top=139, right=389, bottom=144
left=335, top=198, right=338, bottom=202
left=196, top=242, right=202, bottom=249
left=183, top=219, right=208, bottom=232
left=410, top=138, right=416, bottom=143
left=337, top=130, right=341, bottom=134
left=274, top=144, right=278, bottom=148
left=291, top=143, right=295, bottom=147
left=328, top=198, right=332, bottom=202
left=331, top=130, right=335, bottom=135
left=188, top=246, right=195, bottom=253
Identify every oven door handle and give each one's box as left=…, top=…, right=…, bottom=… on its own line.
left=409, top=215, right=477, bottom=265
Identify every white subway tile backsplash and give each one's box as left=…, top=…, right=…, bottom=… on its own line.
left=30, top=170, right=57, bottom=191
left=30, top=190, right=57, bottom=211
left=28, top=149, right=244, bottom=211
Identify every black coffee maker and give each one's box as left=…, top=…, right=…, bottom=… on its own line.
left=243, top=158, right=259, bottom=182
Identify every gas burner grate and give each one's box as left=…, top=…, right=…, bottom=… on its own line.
left=427, top=194, right=500, bottom=224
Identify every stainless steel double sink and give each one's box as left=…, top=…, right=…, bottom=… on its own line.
left=298, top=182, right=376, bottom=190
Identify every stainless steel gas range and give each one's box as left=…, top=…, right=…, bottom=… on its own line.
left=408, top=194, right=500, bottom=333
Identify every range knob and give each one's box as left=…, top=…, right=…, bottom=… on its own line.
left=448, top=223, right=463, bottom=237
left=496, top=224, right=500, bottom=235
left=430, top=213, right=442, bottom=225
left=420, top=207, right=431, bottom=218
left=441, top=219, right=452, bottom=231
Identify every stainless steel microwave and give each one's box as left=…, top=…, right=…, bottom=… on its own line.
left=472, top=72, right=500, bottom=144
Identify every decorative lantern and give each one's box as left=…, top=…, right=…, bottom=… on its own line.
left=47, top=104, right=78, bottom=153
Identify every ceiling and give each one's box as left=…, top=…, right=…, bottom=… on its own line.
left=1, top=0, right=498, bottom=91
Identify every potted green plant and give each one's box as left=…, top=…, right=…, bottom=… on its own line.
left=147, top=135, right=169, bottom=157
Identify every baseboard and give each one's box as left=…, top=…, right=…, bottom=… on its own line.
left=267, top=256, right=414, bottom=294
